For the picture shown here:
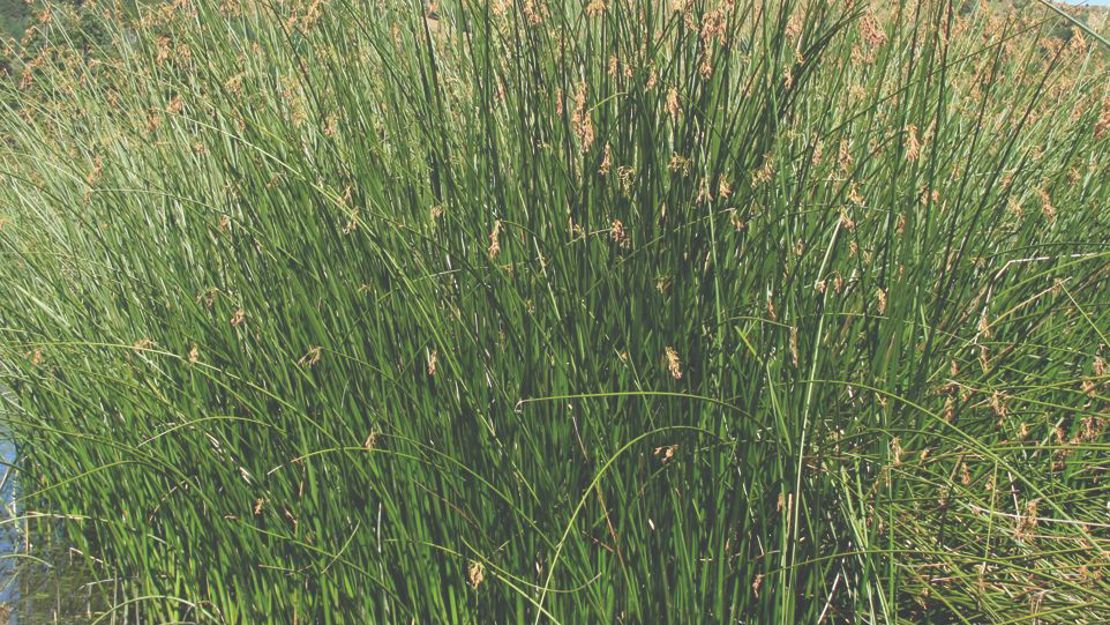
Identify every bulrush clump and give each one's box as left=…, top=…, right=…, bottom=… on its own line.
left=665, top=346, right=683, bottom=380
left=2, top=1, right=1107, bottom=622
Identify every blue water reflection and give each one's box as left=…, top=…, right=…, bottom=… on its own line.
left=0, top=435, right=19, bottom=624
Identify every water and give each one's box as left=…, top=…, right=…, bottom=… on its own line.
left=0, top=390, right=102, bottom=624
left=0, top=435, right=18, bottom=623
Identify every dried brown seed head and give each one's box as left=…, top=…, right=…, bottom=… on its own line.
left=571, top=82, right=594, bottom=152
left=1038, top=188, right=1056, bottom=224
left=653, top=444, right=678, bottom=464
left=230, top=308, right=246, bottom=327
left=665, top=346, right=683, bottom=380
left=609, top=219, right=630, bottom=248
left=487, top=220, right=502, bottom=259
left=467, top=560, right=485, bottom=589
left=599, top=143, right=612, bottom=176
left=426, top=349, right=438, bottom=376
left=298, top=346, right=322, bottom=368
left=905, top=124, right=921, bottom=162
left=978, top=309, right=992, bottom=339
left=666, top=87, right=680, bottom=119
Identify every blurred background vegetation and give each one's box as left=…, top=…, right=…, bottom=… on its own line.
left=2, top=0, right=1107, bottom=44
left=0, top=0, right=30, bottom=39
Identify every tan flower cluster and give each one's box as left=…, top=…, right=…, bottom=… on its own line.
left=571, top=82, right=595, bottom=152
left=665, top=346, right=683, bottom=380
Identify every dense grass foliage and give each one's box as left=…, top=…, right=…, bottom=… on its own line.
left=0, top=0, right=1107, bottom=622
